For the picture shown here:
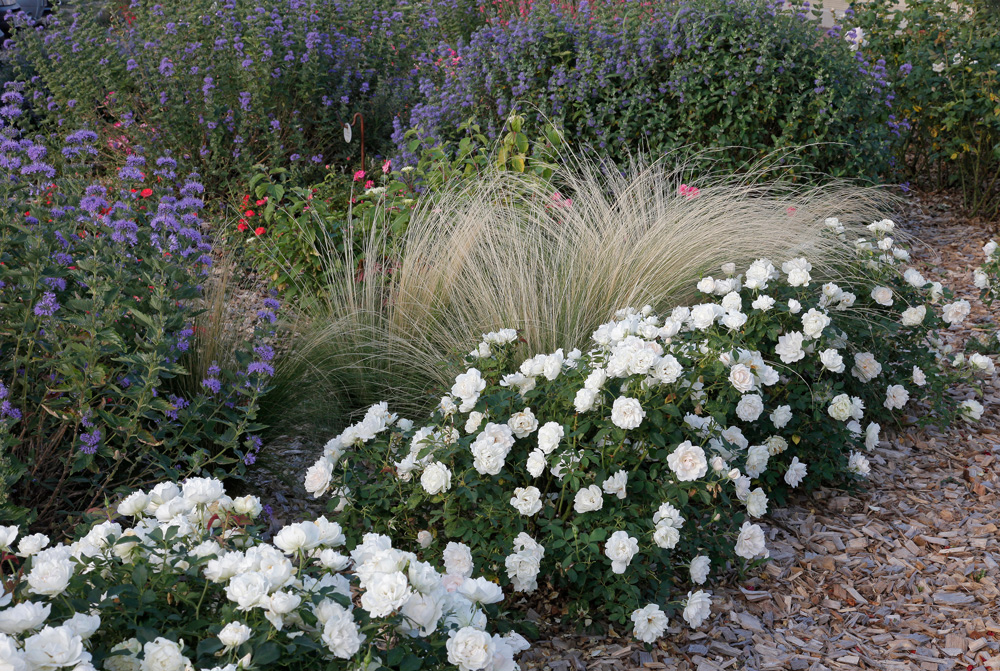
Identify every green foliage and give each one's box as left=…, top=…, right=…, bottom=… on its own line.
left=0, top=125, right=273, bottom=529
left=847, top=0, right=1000, bottom=217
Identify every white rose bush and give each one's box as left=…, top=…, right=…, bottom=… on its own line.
left=305, top=218, right=988, bottom=638
left=0, top=479, right=526, bottom=670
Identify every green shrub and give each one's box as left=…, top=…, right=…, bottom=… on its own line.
left=0, top=100, right=273, bottom=528
left=846, top=0, right=1000, bottom=217
left=398, top=0, right=902, bottom=181
left=304, top=218, right=973, bottom=627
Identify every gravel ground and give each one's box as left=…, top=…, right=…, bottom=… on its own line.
left=247, top=188, right=1000, bottom=671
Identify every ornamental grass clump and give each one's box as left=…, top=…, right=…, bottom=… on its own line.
left=303, top=219, right=979, bottom=630
left=0, top=88, right=273, bottom=527
left=0, top=477, right=528, bottom=670
left=270, top=157, right=890, bottom=427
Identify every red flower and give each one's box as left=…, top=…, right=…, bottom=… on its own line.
left=255, top=198, right=267, bottom=206
left=242, top=194, right=251, bottom=204
left=254, top=227, right=265, bottom=236
left=237, top=221, right=248, bottom=232
left=140, top=188, right=153, bottom=198
left=245, top=210, right=255, bottom=217
left=364, top=180, right=374, bottom=189
left=354, top=169, right=366, bottom=182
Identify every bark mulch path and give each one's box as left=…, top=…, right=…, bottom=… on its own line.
left=517, top=191, right=1000, bottom=671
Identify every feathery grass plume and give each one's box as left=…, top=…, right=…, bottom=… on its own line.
left=264, top=153, right=896, bottom=431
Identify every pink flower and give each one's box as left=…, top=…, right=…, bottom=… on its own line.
left=678, top=184, right=700, bottom=200
left=382, top=159, right=391, bottom=174
left=353, top=169, right=365, bottom=182
left=786, top=206, right=797, bottom=216
left=364, top=180, right=374, bottom=189
left=550, top=191, right=573, bottom=209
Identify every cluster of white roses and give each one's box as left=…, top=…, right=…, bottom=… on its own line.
left=306, top=216, right=991, bottom=648
left=0, top=478, right=526, bottom=671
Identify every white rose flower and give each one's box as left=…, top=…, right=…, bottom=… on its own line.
left=828, top=393, right=853, bottom=421
left=667, top=441, right=708, bottom=481
left=274, top=522, right=321, bottom=554
left=787, top=299, right=802, bottom=314
left=960, top=399, right=984, bottom=421
left=630, top=603, right=668, bottom=643
left=653, top=502, right=685, bottom=528
left=689, top=304, right=718, bottom=330
left=417, top=531, right=433, bottom=549
left=900, top=305, right=926, bottom=326
left=745, top=488, right=768, bottom=517
left=452, top=369, right=486, bottom=408
left=734, top=521, right=768, bottom=559
left=233, top=495, right=262, bottom=518
left=782, top=257, right=812, bottom=286
left=139, top=637, right=189, bottom=671
left=181, top=477, right=225, bottom=505
left=321, top=604, right=365, bottom=659
left=728, top=364, right=756, bottom=393
left=611, top=396, right=645, bottom=429
left=744, top=445, right=770, bottom=479
left=969, top=353, right=995, bottom=375
left=304, top=457, right=334, bottom=498
left=447, top=627, right=496, bottom=671
left=929, top=282, right=944, bottom=302
left=724, top=311, right=748, bottom=333
left=942, top=300, right=971, bottom=325
left=0, top=601, right=50, bottom=636
left=23, top=626, right=89, bottom=669
left=984, top=240, right=997, bottom=258
left=27, top=551, right=74, bottom=597
left=399, top=591, right=444, bottom=637
left=735, top=394, right=764, bottom=422
left=775, top=331, right=805, bottom=364
left=218, top=622, right=251, bottom=650
left=420, top=462, right=452, bottom=495
left=458, top=577, right=504, bottom=606
left=117, top=492, right=150, bottom=517
left=0, top=634, right=27, bottom=671
left=851, top=352, right=882, bottom=382
left=848, top=451, right=871, bottom=476
left=819, top=348, right=845, bottom=373
left=510, top=487, right=543, bottom=516
left=361, top=571, right=411, bottom=618
left=16, top=533, right=49, bottom=558
left=870, top=286, right=893, bottom=306
left=974, top=269, right=990, bottom=289
left=784, top=456, right=808, bottom=487
left=903, top=268, right=926, bottom=288
left=683, top=590, right=713, bottom=628
left=574, top=387, right=598, bottom=413
left=507, top=408, right=538, bottom=438
left=751, top=295, right=775, bottom=311
left=745, top=258, right=776, bottom=290
left=602, top=470, right=628, bottom=499
left=573, top=485, right=604, bottom=514
left=865, top=422, right=881, bottom=450
left=443, top=542, right=475, bottom=578
left=652, top=524, right=680, bottom=549
left=801, top=308, right=831, bottom=339
left=690, top=556, right=711, bottom=584
left=765, top=435, right=787, bottom=455
left=526, top=449, right=547, bottom=478
left=62, top=612, right=100, bottom=640
left=464, top=411, right=485, bottom=434
left=225, top=573, right=270, bottom=611
left=770, top=405, right=792, bottom=429
left=605, top=531, right=639, bottom=574
left=884, top=384, right=909, bottom=410
left=536, top=422, right=563, bottom=454
left=697, top=277, right=716, bottom=294
left=721, top=291, right=742, bottom=312
left=0, top=526, right=17, bottom=551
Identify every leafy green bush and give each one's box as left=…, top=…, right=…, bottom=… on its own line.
left=303, top=219, right=975, bottom=628
left=236, top=113, right=564, bottom=300
left=0, top=93, right=273, bottom=527
left=399, top=0, right=902, bottom=181
left=0, top=477, right=528, bottom=670
left=846, top=0, right=1000, bottom=216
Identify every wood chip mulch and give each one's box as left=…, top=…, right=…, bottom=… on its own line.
left=519, top=190, right=1000, bottom=671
